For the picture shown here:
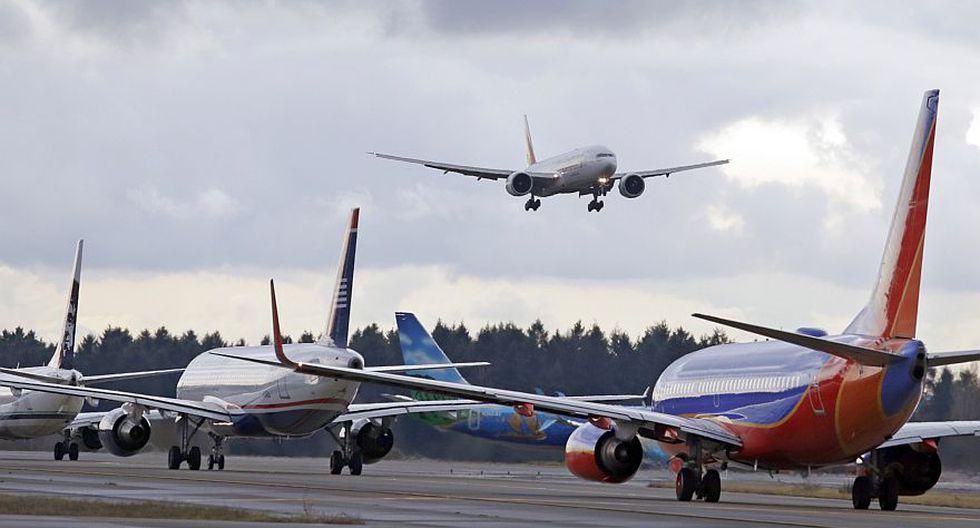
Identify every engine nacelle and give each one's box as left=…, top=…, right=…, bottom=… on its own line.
left=80, top=427, right=102, bottom=450
left=879, top=444, right=942, bottom=496
left=564, top=423, right=643, bottom=483
left=618, top=174, right=645, bottom=198
left=97, top=408, right=151, bottom=457
left=353, top=420, right=394, bottom=465
left=506, top=172, right=534, bottom=196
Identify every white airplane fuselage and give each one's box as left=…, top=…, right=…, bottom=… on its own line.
left=527, top=145, right=617, bottom=197
left=0, top=368, right=84, bottom=439
left=177, top=343, right=363, bottom=438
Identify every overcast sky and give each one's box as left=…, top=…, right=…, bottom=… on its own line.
left=3, top=1, right=980, bottom=351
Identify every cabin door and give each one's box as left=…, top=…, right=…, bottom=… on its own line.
left=807, top=372, right=826, bottom=416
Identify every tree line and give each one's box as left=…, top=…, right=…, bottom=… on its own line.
left=1, top=323, right=978, bottom=471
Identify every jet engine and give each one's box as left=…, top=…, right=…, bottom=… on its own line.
left=80, top=427, right=102, bottom=450
left=618, top=174, right=645, bottom=198
left=506, top=172, right=534, bottom=196
left=564, top=423, right=643, bottom=483
left=878, top=444, right=942, bottom=496
left=97, top=408, right=151, bottom=457
left=352, top=419, right=394, bottom=464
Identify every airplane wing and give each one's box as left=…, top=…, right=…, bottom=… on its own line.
left=215, top=350, right=740, bottom=446
left=332, top=399, right=487, bottom=423
left=367, top=362, right=489, bottom=373
left=0, top=377, right=231, bottom=422
left=83, top=368, right=185, bottom=384
left=877, top=421, right=980, bottom=449
left=370, top=152, right=551, bottom=181
left=613, top=159, right=729, bottom=179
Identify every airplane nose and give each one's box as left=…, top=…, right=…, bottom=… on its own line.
left=602, top=159, right=617, bottom=175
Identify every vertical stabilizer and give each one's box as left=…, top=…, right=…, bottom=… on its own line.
left=395, top=312, right=469, bottom=384
left=523, top=115, right=536, bottom=166
left=845, top=90, right=939, bottom=339
left=322, top=209, right=359, bottom=348
left=49, top=240, right=83, bottom=369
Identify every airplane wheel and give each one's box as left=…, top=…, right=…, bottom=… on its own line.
left=188, top=446, right=202, bottom=471
left=533, top=199, right=541, bottom=210
left=167, top=446, right=182, bottom=470
left=348, top=452, right=363, bottom=476
left=676, top=468, right=697, bottom=502
left=207, top=455, right=215, bottom=470
left=329, top=451, right=343, bottom=475
left=217, top=455, right=225, bottom=470
left=68, top=442, right=79, bottom=461
left=852, top=476, right=871, bottom=509
left=596, top=201, right=604, bottom=211
left=54, top=442, right=65, bottom=461
left=879, top=476, right=899, bottom=511
left=587, top=202, right=595, bottom=212
left=702, top=469, right=721, bottom=503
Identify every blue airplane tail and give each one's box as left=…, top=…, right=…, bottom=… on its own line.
left=395, top=312, right=469, bottom=384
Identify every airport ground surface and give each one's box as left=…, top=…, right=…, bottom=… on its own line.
left=0, top=451, right=979, bottom=527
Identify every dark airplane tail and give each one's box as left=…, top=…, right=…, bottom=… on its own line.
left=321, top=208, right=359, bottom=348
left=48, top=240, right=83, bottom=370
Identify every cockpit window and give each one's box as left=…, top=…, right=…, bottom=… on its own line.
left=596, top=153, right=615, bottom=158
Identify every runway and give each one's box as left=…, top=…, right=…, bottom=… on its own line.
left=0, top=452, right=978, bottom=527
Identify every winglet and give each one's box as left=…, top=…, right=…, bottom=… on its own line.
left=693, top=313, right=902, bottom=367
left=49, top=239, right=83, bottom=370
left=270, top=279, right=295, bottom=367
left=523, top=115, right=536, bottom=166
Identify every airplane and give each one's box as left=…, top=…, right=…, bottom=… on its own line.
left=370, top=115, right=729, bottom=212
left=0, top=210, right=490, bottom=474
left=224, top=90, right=980, bottom=511
left=392, top=312, right=669, bottom=462
left=0, top=240, right=183, bottom=461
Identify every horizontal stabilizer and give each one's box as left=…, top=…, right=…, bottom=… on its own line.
left=692, top=313, right=903, bottom=367
left=367, top=362, right=490, bottom=373
left=0, top=368, right=64, bottom=384
left=926, top=350, right=980, bottom=367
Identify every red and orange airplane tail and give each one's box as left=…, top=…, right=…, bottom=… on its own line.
left=845, top=89, right=939, bottom=339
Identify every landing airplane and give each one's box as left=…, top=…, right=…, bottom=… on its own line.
left=370, top=116, right=728, bottom=212
left=0, top=211, right=486, bottom=474
left=231, top=90, right=979, bottom=511
left=0, top=240, right=183, bottom=460
left=393, top=312, right=669, bottom=462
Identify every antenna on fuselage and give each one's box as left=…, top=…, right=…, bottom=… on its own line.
left=322, top=208, right=359, bottom=348
left=523, top=115, right=536, bottom=166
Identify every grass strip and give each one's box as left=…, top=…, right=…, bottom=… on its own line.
left=0, top=493, right=363, bottom=524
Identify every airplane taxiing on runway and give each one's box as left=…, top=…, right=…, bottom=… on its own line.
left=371, top=115, right=728, bottom=212
left=226, top=90, right=980, bottom=511
left=392, top=312, right=670, bottom=463
left=0, top=240, right=184, bottom=460
left=0, top=210, right=496, bottom=474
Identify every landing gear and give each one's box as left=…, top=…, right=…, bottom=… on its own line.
left=524, top=196, right=541, bottom=211
left=327, top=422, right=364, bottom=476
left=207, top=433, right=225, bottom=471
left=55, top=430, right=79, bottom=461
left=674, top=438, right=722, bottom=503
left=587, top=199, right=604, bottom=212
left=851, top=450, right=901, bottom=511
left=167, top=414, right=205, bottom=470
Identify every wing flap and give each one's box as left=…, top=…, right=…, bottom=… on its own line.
left=334, top=399, right=486, bottom=423
left=615, top=159, right=729, bottom=179
left=370, top=152, right=513, bottom=180
left=367, top=362, right=490, bottom=373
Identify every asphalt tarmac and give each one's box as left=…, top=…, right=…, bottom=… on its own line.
left=0, top=451, right=978, bottom=527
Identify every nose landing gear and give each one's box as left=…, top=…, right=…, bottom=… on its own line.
left=207, top=433, right=225, bottom=470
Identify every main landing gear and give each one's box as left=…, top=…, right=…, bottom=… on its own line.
left=851, top=450, right=900, bottom=511
left=327, top=422, right=364, bottom=476
left=54, top=430, right=79, bottom=461
left=674, top=438, right=721, bottom=503
left=207, top=433, right=226, bottom=471
left=524, top=196, right=541, bottom=211
left=168, top=414, right=204, bottom=470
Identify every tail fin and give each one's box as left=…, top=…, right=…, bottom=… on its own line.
left=523, top=115, right=536, bottom=166
left=395, top=312, right=469, bottom=384
left=49, top=239, right=83, bottom=369
left=322, top=208, right=359, bottom=348
left=845, top=90, right=939, bottom=339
